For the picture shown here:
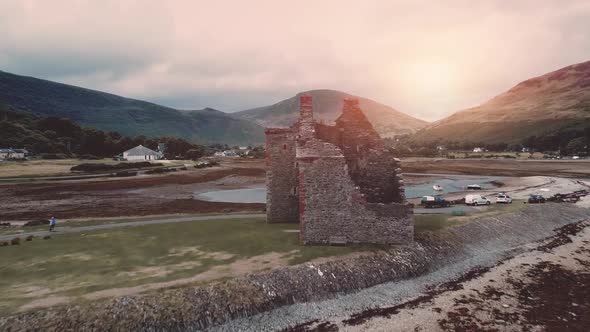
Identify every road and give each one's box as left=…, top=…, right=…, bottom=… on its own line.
left=0, top=213, right=266, bottom=241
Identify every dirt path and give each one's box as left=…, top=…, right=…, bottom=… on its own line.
left=0, top=213, right=265, bottom=241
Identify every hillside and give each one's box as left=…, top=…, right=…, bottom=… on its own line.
left=234, top=89, right=428, bottom=137
left=412, top=60, right=590, bottom=144
left=0, top=71, right=265, bottom=144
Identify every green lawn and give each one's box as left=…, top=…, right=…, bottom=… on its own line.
left=0, top=217, right=366, bottom=316
left=0, top=213, right=258, bottom=236
left=446, top=151, right=549, bottom=159
left=0, top=158, right=191, bottom=178
left=414, top=200, right=528, bottom=232
left=0, top=202, right=529, bottom=316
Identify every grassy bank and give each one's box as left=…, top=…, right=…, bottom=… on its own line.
left=0, top=202, right=531, bottom=316
left=0, top=217, right=364, bottom=316
left=0, top=213, right=259, bottom=236
left=0, top=159, right=191, bottom=178
left=415, top=200, right=528, bottom=232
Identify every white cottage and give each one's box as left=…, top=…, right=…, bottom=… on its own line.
left=0, top=148, right=28, bottom=160
left=123, top=145, right=162, bottom=161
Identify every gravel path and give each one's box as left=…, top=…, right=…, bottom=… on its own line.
left=0, top=213, right=265, bottom=241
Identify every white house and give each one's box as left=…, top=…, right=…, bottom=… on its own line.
left=123, top=145, right=162, bottom=161
left=213, top=150, right=239, bottom=157
left=0, top=148, right=28, bottom=160
left=0, top=149, right=15, bottom=159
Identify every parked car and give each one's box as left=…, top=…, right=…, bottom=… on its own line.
left=528, top=194, right=546, bottom=204
left=465, top=194, right=491, bottom=206
left=421, top=196, right=450, bottom=208
left=495, top=193, right=513, bottom=204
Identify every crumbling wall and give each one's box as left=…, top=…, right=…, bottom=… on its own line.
left=265, top=128, right=298, bottom=223
left=266, top=95, right=412, bottom=243
left=297, top=138, right=413, bottom=245
left=315, top=123, right=341, bottom=145
left=316, top=99, right=405, bottom=204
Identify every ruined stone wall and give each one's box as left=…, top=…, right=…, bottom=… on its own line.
left=315, top=100, right=405, bottom=204
left=298, top=139, right=413, bottom=245
left=315, top=123, right=341, bottom=145
left=265, top=128, right=299, bottom=223
left=354, top=150, right=405, bottom=203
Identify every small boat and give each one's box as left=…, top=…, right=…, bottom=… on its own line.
left=433, top=184, right=443, bottom=191
left=467, top=184, right=482, bottom=190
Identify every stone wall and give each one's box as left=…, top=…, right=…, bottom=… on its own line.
left=266, top=95, right=412, bottom=243
left=265, top=128, right=299, bottom=223
left=314, top=100, right=404, bottom=204
left=297, top=138, right=413, bottom=245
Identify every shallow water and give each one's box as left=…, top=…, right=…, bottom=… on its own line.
left=405, top=174, right=504, bottom=198
left=196, top=174, right=505, bottom=203
left=197, top=187, right=266, bottom=203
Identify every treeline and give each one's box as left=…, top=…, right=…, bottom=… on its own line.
left=0, top=106, right=206, bottom=159
left=387, top=126, right=590, bottom=157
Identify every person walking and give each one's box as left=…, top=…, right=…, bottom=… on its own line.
left=49, top=216, right=56, bottom=232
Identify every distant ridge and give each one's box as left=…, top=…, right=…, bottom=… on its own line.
left=0, top=70, right=265, bottom=144
left=411, top=60, right=590, bottom=143
left=234, top=89, right=428, bottom=137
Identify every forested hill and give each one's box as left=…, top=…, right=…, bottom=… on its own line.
left=0, top=70, right=265, bottom=144
left=0, top=106, right=205, bottom=159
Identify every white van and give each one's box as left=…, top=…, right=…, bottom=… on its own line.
left=495, top=193, right=513, bottom=204
left=465, top=194, right=491, bottom=206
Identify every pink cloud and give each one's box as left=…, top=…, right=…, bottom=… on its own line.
left=1, top=0, right=589, bottom=120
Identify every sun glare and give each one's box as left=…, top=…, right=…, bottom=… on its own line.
left=402, top=62, right=458, bottom=100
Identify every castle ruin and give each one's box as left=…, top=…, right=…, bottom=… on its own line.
left=265, top=95, right=413, bottom=245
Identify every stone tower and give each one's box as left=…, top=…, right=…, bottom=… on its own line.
left=265, top=94, right=413, bottom=244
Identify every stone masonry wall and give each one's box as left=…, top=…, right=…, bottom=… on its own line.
left=265, top=128, right=299, bottom=223
left=298, top=138, right=413, bottom=245
left=317, top=99, right=405, bottom=204
left=266, top=94, right=412, bottom=244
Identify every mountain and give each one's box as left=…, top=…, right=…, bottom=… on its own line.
left=0, top=70, right=265, bottom=144
left=234, top=89, right=428, bottom=137
left=411, top=60, right=590, bottom=144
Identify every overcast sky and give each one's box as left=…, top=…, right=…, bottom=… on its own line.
left=1, top=0, right=589, bottom=121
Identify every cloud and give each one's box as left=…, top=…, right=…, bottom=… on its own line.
left=1, top=0, right=589, bottom=120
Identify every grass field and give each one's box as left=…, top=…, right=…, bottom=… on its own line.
left=0, top=159, right=191, bottom=178
left=446, top=151, right=549, bottom=160
left=0, top=213, right=252, bottom=236
left=414, top=200, right=528, bottom=232
left=0, top=217, right=369, bottom=316
left=0, top=202, right=529, bottom=316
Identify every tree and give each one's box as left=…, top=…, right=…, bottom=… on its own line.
left=37, top=117, right=82, bottom=139
left=565, top=137, right=587, bottom=155
left=185, top=148, right=204, bottom=160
